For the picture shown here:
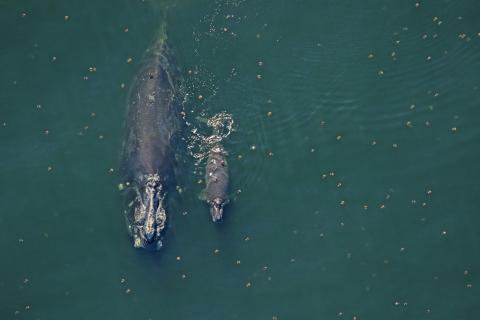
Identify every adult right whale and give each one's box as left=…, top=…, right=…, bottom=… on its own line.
left=121, top=25, right=180, bottom=250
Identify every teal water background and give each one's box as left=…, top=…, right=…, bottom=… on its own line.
left=1, top=0, right=480, bottom=319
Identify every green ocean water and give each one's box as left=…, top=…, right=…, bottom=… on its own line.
left=1, top=0, right=480, bottom=319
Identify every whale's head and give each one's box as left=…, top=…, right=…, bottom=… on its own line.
left=209, top=197, right=228, bottom=222
left=131, top=174, right=166, bottom=250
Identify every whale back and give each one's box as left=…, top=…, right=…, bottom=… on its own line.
left=121, top=43, right=180, bottom=184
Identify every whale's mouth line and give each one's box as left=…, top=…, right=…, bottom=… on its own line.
left=209, top=198, right=229, bottom=222
left=131, top=173, right=166, bottom=249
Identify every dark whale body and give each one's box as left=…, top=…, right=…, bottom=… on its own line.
left=205, top=140, right=229, bottom=222
left=121, top=41, right=179, bottom=249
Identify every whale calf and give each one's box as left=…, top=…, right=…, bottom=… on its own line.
left=204, top=131, right=229, bottom=222
left=121, top=37, right=179, bottom=249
